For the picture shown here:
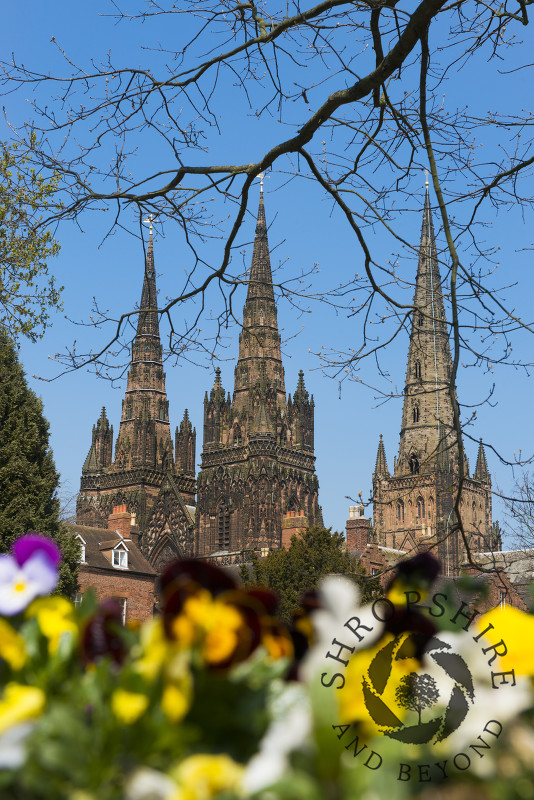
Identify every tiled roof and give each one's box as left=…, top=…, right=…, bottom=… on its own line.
left=66, top=523, right=156, bottom=576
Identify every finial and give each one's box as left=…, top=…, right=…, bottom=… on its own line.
left=424, top=169, right=429, bottom=188
left=258, top=172, right=264, bottom=192
left=143, top=214, right=154, bottom=235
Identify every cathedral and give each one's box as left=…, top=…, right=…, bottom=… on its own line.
left=76, top=186, right=322, bottom=567
left=371, top=184, right=501, bottom=574
left=76, top=182, right=502, bottom=578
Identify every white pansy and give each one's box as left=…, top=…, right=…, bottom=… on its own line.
left=0, top=552, right=58, bottom=616
left=0, top=723, right=35, bottom=770
left=243, top=683, right=311, bottom=793
left=301, top=574, right=383, bottom=683
left=125, top=767, right=176, bottom=800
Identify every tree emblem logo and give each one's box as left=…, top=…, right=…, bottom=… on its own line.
left=362, top=633, right=475, bottom=744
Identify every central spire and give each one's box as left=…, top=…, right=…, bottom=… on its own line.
left=136, top=230, right=159, bottom=338
left=197, top=184, right=321, bottom=556
left=232, top=186, right=286, bottom=421
left=395, top=186, right=458, bottom=476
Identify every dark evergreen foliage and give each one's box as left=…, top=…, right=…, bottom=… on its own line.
left=240, top=526, right=381, bottom=621
left=0, top=330, right=78, bottom=596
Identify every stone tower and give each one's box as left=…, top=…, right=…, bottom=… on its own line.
left=76, top=232, right=196, bottom=544
left=196, top=186, right=322, bottom=558
left=372, top=186, right=499, bottom=574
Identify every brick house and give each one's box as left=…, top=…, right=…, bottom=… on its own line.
left=67, top=505, right=157, bottom=623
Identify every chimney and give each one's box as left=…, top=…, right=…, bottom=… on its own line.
left=281, top=510, right=308, bottom=549
left=108, top=504, right=132, bottom=540
left=346, top=504, right=371, bottom=551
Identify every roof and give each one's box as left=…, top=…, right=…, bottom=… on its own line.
left=66, top=523, right=156, bottom=576
left=474, top=549, right=534, bottom=602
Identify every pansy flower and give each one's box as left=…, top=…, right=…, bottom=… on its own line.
left=386, top=550, right=441, bottom=606
left=80, top=599, right=127, bottom=666
left=0, top=534, right=60, bottom=616
left=161, top=559, right=291, bottom=669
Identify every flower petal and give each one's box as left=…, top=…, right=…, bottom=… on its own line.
left=13, top=534, right=61, bottom=568
left=23, top=552, right=58, bottom=597
left=0, top=570, right=37, bottom=616
left=0, top=722, right=35, bottom=770
left=0, top=556, right=18, bottom=584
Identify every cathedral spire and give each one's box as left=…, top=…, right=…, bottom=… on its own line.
left=374, top=434, right=390, bottom=478
left=137, top=229, right=159, bottom=338
left=474, top=439, right=491, bottom=483
left=395, top=186, right=457, bottom=476
left=112, top=235, right=174, bottom=471
left=233, top=186, right=286, bottom=419
left=82, top=407, right=113, bottom=475
left=197, top=183, right=321, bottom=555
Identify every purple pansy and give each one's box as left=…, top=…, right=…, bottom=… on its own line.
left=0, top=534, right=61, bottom=616
left=13, top=534, right=61, bottom=569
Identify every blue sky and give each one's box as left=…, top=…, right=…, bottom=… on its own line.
left=3, top=2, right=534, bottom=543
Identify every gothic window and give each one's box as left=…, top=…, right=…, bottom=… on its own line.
left=418, top=315, right=424, bottom=327
left=217, top=507, right=230, bottom=549
left=233, top=424, right=241, bottom=446
left=125, top=401, right=133, bottom=420
left=397, top=500, right=405, bottom=523
left=241, top=370, right=247, bottom=386
left=259, top=307, right=264, bottom=322
left=417, top=497, right=425, bottom=519
left=415, top=360, right=422, bottom=379
left=409, top=454, right=420, bottom=475
left=159, top=405, right=165, bottom=420
left=413, top=404, right=420, bottom=423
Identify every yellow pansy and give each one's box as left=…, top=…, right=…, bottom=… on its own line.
left=0, top=618, right=27, bottom=670
left=262, top=628, right=294, bottom=661
left=134, top=618, right=192, bottom=698
left=477, top=605, right=534, bottom=677
left=161, top=682, right=190, bottom=722
left=0, top=683, right=45, bottom=736
left=171, top=754, right=243, bottom=800
left=387, top=580, right=428, bottom=607
left=339, top=633, right=418, bottom=736
left=170, top=592, right=245, bottom=665
left=26, top=596, right=78, bottom=654
left=111, top=689, right=149, bottom=724
left=203, top=604, right=243, bottom=665
left=135, top=618, right=173, bottom=680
